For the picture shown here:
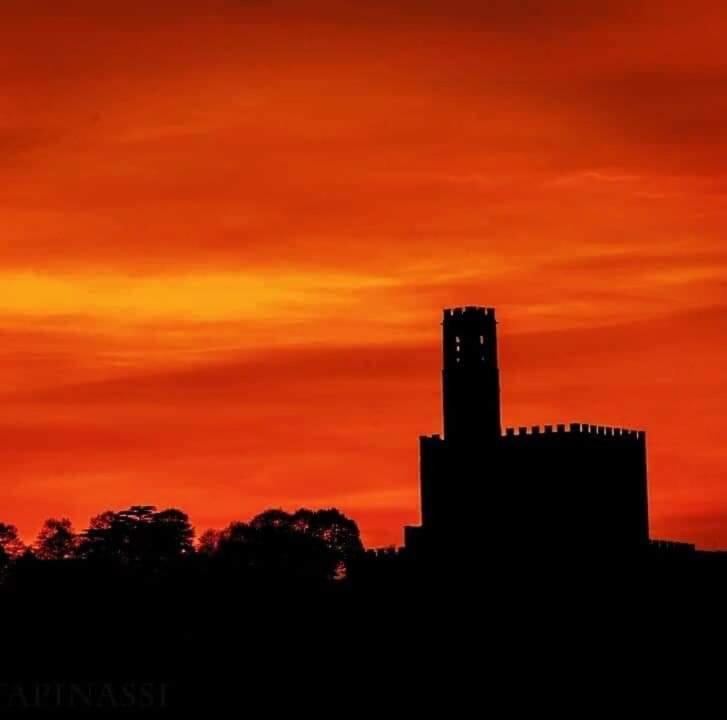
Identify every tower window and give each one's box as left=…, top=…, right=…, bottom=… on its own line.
left=480, top=335, right=484, bottom=345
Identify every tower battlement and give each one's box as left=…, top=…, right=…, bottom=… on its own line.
left=444, top=306, right=496, bottom=318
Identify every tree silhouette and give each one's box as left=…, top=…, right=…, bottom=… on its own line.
left=198, top=528, right=222, bottom=555
left=0, top=505, right=366, bottom=597
left=290, top=508, right=364, bottom=577
left=0, top=523, right=24, bottom=559
left=78, top=505, right=194, bottom=567
left=148, top=508, right=195, bottom=560
left=216, top=517, right=337, bottom=584
left=249, top=509, right=292, bottom=530
left=210, top=508, right=364, bottom=584
left=78, top=510, right=128, bottom=564
left=35, top=518, right=77, bottom=561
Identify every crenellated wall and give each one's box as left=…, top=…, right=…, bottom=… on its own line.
left=501, top=423, right=646, bottom=444
left=496, top=421, right=650, bottom=550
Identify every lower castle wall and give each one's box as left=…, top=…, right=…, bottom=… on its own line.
left=413, top=424, right=649, bottom=555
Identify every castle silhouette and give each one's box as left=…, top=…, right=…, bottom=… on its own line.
left=404, top=306, right=654, bottom=567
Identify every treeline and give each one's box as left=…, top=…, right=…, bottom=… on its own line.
left=0, top=505, right=377, bottom=592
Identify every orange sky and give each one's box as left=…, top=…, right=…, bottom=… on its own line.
left=1, top=0, right=726, bottom=548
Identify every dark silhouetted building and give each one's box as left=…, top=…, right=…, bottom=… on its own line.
left=405, top=307, right=650, bottom=566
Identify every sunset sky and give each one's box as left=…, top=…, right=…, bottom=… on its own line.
left=1, top=0, right=726, bottom=548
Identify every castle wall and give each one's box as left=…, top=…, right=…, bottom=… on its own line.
left=413, top=423, right=648, bottom=556
left=498, top=424, right=649, bottom=552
